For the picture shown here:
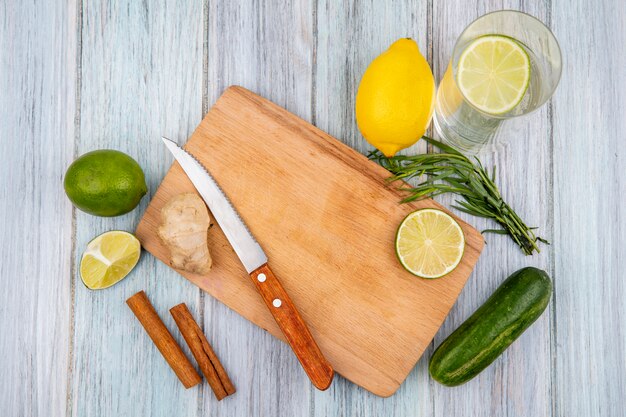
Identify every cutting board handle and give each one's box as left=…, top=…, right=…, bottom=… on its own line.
left=250, top=264, right=334, bottom=390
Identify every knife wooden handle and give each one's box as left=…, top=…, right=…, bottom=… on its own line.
left=250, top=264, right=334, bottom=390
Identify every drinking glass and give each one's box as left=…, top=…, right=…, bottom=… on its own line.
left=433, top=10, right=562, bottom=154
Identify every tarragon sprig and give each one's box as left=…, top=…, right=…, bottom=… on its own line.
left=369, top=136, right=548, bottom=255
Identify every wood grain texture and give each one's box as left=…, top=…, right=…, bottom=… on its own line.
left=249, top=264, right=334, bottom=391
left=0, top=1, right=76, bottom=416
left=70, top=0, right=204, bottom=416
left=203, top=2, right=316, bottom=416
left=126, top=291, right=202, bottom=389
left=170, top=303, right=236, bottom=400
left=135, top=86, right=483, bottom=397
left=428, top=3, right=554, bottom=417
left=552, top=1, right=626, bottom=416
left=312, top=1, right=433, bottom=414
left=2, top=0, right=625, bottom=415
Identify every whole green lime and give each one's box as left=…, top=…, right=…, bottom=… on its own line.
left=64, top=150, right=147, bottom=217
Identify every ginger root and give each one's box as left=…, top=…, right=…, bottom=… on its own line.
left=158, top=193, right=212, bottom=274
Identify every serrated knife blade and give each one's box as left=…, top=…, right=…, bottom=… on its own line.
left=161, top=136, right=334, bottom=391
left=162, top=137, right=267, bottom=273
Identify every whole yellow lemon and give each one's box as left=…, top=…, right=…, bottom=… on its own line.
left=356, top=38, right=435, bottom=156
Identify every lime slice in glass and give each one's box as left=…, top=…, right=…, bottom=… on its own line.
left=457, top=35, right=531, bottom=115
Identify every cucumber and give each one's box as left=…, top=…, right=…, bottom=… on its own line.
left=429, top=267, right=552, bottom=386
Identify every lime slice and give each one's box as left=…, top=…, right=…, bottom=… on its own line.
left=456, top=35, right=530, bottom=115
left=395, top=209, right=465, bottom=279
left=80, top=231, right=141, bottom=289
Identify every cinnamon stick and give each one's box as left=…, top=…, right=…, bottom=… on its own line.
left=170, top=303, right=236, bottom=400
left=126, top=291, right=201, bottom=389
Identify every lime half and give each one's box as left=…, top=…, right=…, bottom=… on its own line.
left=80, top=231, right=141, bottom=289
left=457, top=35, right=530, bottom=115
left=395, top=209, right=465, bottom=279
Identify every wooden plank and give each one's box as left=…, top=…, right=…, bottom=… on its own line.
left=429, top=2, right=555, bottom=417
left=551, top=1, right=626, bottom=416
left=202, top=2, right=315, bottom=416
left=70, top=1, right=204, bottom=416
left=0, top=1, right=76, bottom=416
left=2, top=0, right=620, bottom=414
left=313, top=0, right=432, bottom=413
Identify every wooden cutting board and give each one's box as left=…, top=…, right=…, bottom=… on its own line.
left=136, top=86, right=484, bottom=397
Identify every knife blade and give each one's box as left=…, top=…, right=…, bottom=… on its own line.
left=162, top=137, right=334, bottom=391
left=162, top=137, right=266, bottom=273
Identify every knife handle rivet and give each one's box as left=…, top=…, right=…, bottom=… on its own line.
left=272, top=299, right=282, bottom=308
left=257, top=273, right=267, bottom=283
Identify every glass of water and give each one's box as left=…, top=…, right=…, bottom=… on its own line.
left=433, top=10, right=562, bottom=154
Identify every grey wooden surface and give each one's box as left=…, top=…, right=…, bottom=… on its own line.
left=0, top=0, right=624, bottom=416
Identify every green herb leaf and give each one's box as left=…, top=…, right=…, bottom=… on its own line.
left=369, top=137, right=549, bottom=255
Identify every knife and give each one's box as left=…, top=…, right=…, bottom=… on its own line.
left=162, top=137, right=334, bottom=391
